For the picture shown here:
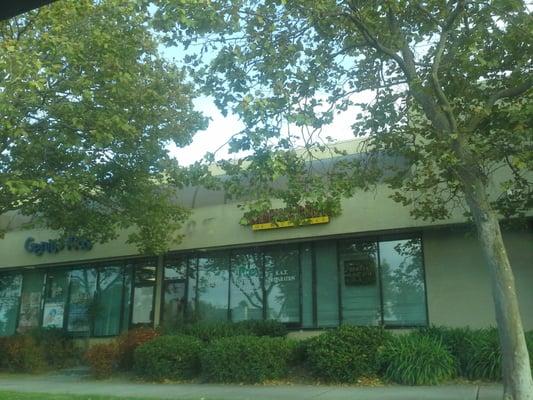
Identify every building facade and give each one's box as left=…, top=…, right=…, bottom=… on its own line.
left=1, top=163, right=532, bottom=337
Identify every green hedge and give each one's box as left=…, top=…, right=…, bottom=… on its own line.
left=380, top=333, right=456, bottom=385
left=305, top=325, right=391, bottom=383
left=134, top=335, right=202, bottom=381
left=201, top=335, right=294, bottom=383
left=172, top=320, right=287, bottom=343
left=29, top=327, right=79, bottom=368
left=0, top=335, right=46, bottom=372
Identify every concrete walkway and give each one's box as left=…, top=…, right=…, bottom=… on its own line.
left=0, top=373, right=502, bottom=400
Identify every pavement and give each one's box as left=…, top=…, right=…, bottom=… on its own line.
left=0, top=372, right=503, bottom=400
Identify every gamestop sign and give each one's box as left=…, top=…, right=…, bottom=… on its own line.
left=24, top=236, right=93, bottom=256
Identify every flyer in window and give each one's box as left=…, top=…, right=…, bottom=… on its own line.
left=42, top=302, right=64, bottom=328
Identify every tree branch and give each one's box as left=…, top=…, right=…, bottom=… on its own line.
left=430, top=0, right=465, bottom=133
left=343, top=5, right=412, bottom=80
left=467, top=78, right=533, bottom=132
left=487, top=79, right=533, bottom=108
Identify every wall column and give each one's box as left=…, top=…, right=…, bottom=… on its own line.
left=153, top=255, right=164, bottom=328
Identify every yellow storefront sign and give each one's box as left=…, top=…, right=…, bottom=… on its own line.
left=251, top=216, right=330, bottom=231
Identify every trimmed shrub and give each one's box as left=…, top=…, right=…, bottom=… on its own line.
left=116, top=327, right=159, bottom=370
left=134, top=335, right=202, bottom=381
left=305, top=325, right=391, bottom=383
left=234, top=320, right=287, bottom=337
left=85, top=343, right=118, bottom=379
left=175, top=322, right=242, bottom=343
left=201, top=335, right=294, bottom=383
left=174, top=320, right=287, bottom=343
left=29, top=327, right=79, bottom=368
left=2, top=335, right=46, bottom=372
left=380, top=333, right=456, bottom=385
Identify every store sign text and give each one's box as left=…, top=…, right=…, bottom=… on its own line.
left=24, top=236, right=93, bottom=256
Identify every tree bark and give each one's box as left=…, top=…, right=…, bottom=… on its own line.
left=460, top=168, right=533, bottom=400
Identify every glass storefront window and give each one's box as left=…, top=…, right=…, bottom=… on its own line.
left=230, top=250, right=263, bottom=322
left=197, top=253, right=229, bottom=321
left=67, top=268, right=97, bottom=334
left=339, top=240, right=381, bottom=325
left=264, top=246, right=300, bottom=324
left=300, top=244, right=314, bottom=328
left=380, top=238, right=427, bottom=326
left=42, top=270, right=69, bottom=329
left=131, top=261, right=156, bottom=325
left=315, top=241, right=339, bottom=327
left=162, top=256, right=187, bottom=327
left=0, top=234, right=427, bottom=338
left=17, top=270, right=45, bottom=333
left=121, top=265, right=133, bottom=332
left=0, top=273, right=23, bottom=336
left=94, top=266, right=124, bottom=336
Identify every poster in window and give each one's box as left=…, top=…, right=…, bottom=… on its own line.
left=17, top=292, right=42, bottom=332
left=344, top=259, right=376, bottom=286
left=42, top=302, right=64, bottom=328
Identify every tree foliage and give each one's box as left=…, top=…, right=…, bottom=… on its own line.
left=153, top=2, right=533, bottom=396
left=0, top=0, right=206, bottom=253
left=154, top=0, right=532, bottom=224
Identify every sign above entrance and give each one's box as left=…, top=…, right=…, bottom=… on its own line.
left=244, top=204, right=333, bottom=231
left=24, top=236, right=93, bottom=256
left=252, top=216, right=330, bottom=231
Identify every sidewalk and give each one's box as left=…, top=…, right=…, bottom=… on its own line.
left=0, top=372, right=502, bottom=400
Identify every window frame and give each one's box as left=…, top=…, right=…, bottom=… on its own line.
left=336, top=233, right=428, bottom=329
left=0, top=232, right=428, bottom=337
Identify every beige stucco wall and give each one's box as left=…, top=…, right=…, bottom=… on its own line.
left=424, top=227, right=533, bottom=330
left=0, top=185, right=474, bottom=269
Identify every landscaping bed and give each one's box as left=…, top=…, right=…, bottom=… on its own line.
left=1, top=322, right=532, bottom=386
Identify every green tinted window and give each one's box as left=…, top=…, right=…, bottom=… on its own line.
left=162, top=256, right=187, bottom=327
left=0, top=273, right=23, bottom=336
left=380, top=238, right=427, bottom=326
left=67, top=268, right=97, bottom=333
left=315, top=241, right=339, bottom=327
left=17, top=270, right=45, bottom=333
left=230, top=250, right=263, bottom=322
left=264, top=246, right=300, bottom=324
left=197, top=253, right=229, bottom=321
left=94, top=265, right=124, bottom=336
left=42, top=270, right=69, bottom=329
left=339, top=240, right=381, bottom=325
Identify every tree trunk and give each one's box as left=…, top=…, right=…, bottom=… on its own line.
left=461, top=172, right=533, bottom=400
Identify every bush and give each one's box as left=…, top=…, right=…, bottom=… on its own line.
left=173, top=320, right=287, bottom=343
left=134, top=335, right=202, bottom=381
left=116, top=327, right=159, bottom=370
left=175, top=322, right=242, bottom=343
left=234, top=320, right=288, bottom=337
left=1, top=335, right=46, bottom=372
left=462, top=328, right=502, bottom=381
left=85, top=343, right=118, bottom=379
left=379, top=333, right=456, bottom=385
left=305, top=325, right=391, bottom=383
left=29, top=327, right=79, bottom=368
left=419, top=326, right=477, bottom=376
left=201, top=335, right=294, bottom=383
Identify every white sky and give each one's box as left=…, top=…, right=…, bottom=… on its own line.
left=167, top=94, right=373, bottom=165
left=161, top=45, right=374, bottom=166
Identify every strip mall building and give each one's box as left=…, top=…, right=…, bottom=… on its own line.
left=0, top=142, right=532, bottom=338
